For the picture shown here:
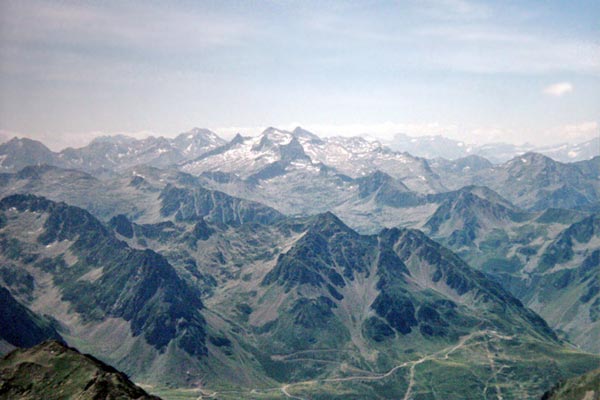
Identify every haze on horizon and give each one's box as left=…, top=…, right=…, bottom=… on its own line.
left=0, top=0, right=599, bottom=150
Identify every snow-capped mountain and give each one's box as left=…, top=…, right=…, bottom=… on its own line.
left=60, top=128, right=226, bottom=172
left=59, top=135, right=181, bottom=172
left=299, top=131, right=444, bottom=193
left=183, top=126, right=445, bottom=193
left=385, top=133, right=599, bottom=163
left=171, top=127, right=225, bottom=159
left=181, top=127, right=315, bottom=179
left=0, top=128, right=226, bottom=174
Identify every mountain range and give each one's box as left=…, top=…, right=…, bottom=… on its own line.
left=0, top=126, right=599, bottom=399
left=0, top=128, right=224, bottom=175
left=385, top=133, right=599, bottom=163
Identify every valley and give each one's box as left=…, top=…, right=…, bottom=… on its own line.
left=0, top=127, right=598, bottom=399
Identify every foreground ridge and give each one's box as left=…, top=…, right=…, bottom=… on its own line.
left=0, top=340, right=161, bottom=399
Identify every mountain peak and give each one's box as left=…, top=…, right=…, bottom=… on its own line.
left=458, top=185, right=516, bottom=209
left=176, top=127, right=222, bottom=142
left=308, top=211, right=355, bottom=236
left=3, top=136, right=46, bottom=146
left=188, top=127, right=214, bottom=134
left=292, top=126, right=322, bottom=142
left=510, top=151, right=555, bottom=166
left=259, top=127, right=294, bottom=145
left=172, top=128, right=225, bottom=157
left=356, top=170, right=392, bottom=195
left=0, top=137, right=54, bottom=156
left=230, top=132, right=246, bottom=145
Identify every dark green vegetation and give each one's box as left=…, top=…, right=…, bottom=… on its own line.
left=0, top=128, right=598, bottom=399
left=542, top=368, right=600, bottom=400
left=0, top=340, right=161, bottom=399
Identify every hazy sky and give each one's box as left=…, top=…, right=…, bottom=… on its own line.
left=1, top=0, right=599, bottom=149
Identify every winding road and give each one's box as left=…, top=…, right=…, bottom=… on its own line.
left=197, top=330, right=513, bottom=400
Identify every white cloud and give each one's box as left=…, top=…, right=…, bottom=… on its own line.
left=543, top=82, right=574, bottom=97
left=555, top=121, right=598, bottom=142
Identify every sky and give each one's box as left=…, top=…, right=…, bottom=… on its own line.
left=0, top=0, right=599, bottom=150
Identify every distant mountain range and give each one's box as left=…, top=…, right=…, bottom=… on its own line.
left=384, top=133, right=599, bottom=163
left=1, top=128, right=597, bottom=177
left=0, top=127, right=224, bottom=174
left=0, top=126, right=599, bottom=399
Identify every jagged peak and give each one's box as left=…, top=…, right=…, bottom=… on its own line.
left=307, top=211, right=356, bottom=236
left=230, top=132, right=246, bottom=145
left=278, top=136, right=309, bottom=161
left=258, top=127, right=294, bottom=145
left=292, top=126, right=322, bottom=142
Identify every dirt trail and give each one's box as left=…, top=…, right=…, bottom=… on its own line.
left=199, top=330, right=513, bottom=400
left=483, top=338, right=503, bottom=400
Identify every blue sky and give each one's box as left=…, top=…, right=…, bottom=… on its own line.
left=0, top=0, right=599, bottom=149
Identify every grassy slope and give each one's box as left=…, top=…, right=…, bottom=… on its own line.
left=542, top=367, right=600, bottom=400
left=0, top=340, right=160, bottom=399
